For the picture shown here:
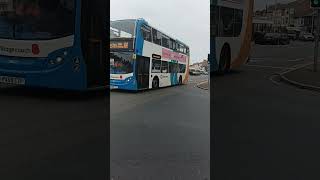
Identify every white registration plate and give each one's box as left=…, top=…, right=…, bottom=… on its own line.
left=110, top=85, right=118, bottom=89
left=0, top=76, right=26, bottom=85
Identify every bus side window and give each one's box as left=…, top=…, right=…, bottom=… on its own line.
left=181, top=44, right=184, bottom=53
left=220, top=7, right=234, bottom=37
left=234, top=9, right=243, bottom=37
left=152, top=28, right=161, bottom=45
left=211, top=6, right=219, bottom=37
left=179, top=64, right=186, bottom=73
left=172, top=40, right=176, bottom=50
left=162, top=35, right=170, bottom=48
left=152, top=59, right=161, bottom=73
left=161, top=61, right=168, bottom=73
left=141, top=25, right=152, bottom=42
left=176, top=43, right=180, bottom=53
left=169, top=39, right=174, bottom=50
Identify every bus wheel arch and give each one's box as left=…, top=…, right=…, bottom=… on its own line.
left=218, top=43, right=231, bottom=74
left=152, top=76, right=159, bottom=89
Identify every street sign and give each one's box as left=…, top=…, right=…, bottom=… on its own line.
left=311, top=0, right=320, bottom=8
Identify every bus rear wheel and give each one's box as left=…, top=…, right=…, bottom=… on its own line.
left=152, top=77, right=159, bottom=89
left=218, top=46, right=231, bottom=75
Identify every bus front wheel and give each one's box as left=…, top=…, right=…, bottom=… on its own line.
left=218, top=45, right=231, bottom=75
left=152, top=77, right=159, bottom=89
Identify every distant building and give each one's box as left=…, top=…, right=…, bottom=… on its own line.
left=253, top=17, right=274, bottom=33
left=0, top=0, right=14, bottom=14
left=190, top=59, right=208, bottom=72
left=254, top=0, right=316, bottom=33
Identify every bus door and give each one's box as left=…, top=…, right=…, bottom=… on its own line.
left=81, top=0, right=108, bottom=88
left=136, top=55, right=150, bottom=89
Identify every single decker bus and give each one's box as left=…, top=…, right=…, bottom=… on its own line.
left=0, top=0, right=108, bottom=90
left=110, top=18, right=190, bottom=90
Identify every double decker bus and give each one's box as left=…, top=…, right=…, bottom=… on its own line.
left=110, top=19, right=190, bottom=90
left=210, top=0, right=254, bottom=75
left=0, top=0, right=108, bottom=90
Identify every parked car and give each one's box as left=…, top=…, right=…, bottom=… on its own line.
left=287, top=30, right=298, bottom=40
left=279, top=33, right=290, bottom=45
left=299, top=32, right=314, bottom=41
left=255, top=33, right=290, bottom=45
left=253, top=31, right=265, bottom=42
left=255, top=32, right=273, bottom=45
left=189, top=69, right=201, bottom=76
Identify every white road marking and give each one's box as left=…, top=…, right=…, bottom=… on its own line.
left=288, top=58, right=304, bottom=62
left=269, top=74, right=281, bottom=85
left=245, top=64, right=294, bottom=69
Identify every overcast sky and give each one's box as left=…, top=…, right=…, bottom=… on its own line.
left=111, top=0, right=209, bottom=64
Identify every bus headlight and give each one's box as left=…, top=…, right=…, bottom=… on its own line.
left=49, top=56, right=64, bottom=65
left=56, top=57, right=64, bottom=63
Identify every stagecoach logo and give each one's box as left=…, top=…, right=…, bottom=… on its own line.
left=0, top=44, right=40, bottom=55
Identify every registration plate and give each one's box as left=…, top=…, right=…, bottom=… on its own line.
left=0, top=76, right=26, bottom=85
left=110, top=85, right=118, bottom=89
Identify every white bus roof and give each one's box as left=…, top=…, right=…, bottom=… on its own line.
left=111, top=18, right=189, bottom=48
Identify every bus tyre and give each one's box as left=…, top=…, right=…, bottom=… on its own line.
left=218, top=45, right=231, bottom=75
left=152, top=77, right=159, bottom=89
left=179, top=76, right=182, bottom=85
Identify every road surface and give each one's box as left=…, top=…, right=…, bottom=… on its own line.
left=111, top=75, right=210, bottom=180
left=213, top=41, right=320, bottom=179
left=0, top=87, right=108, bottom=180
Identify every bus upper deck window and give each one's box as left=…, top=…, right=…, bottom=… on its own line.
left=172, top=40, right=176, bottom=50
left=141, top=25, right=152, bottom=42
left=162, top=35, right=170, bottom=48
left=169, top=39, right=173, bottom=49
left=152, top=29, right=161, bottom=45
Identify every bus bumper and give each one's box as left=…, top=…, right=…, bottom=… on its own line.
left=110, top=78, right=137, bottom=91
left=0, top=66, right=86, bottom=91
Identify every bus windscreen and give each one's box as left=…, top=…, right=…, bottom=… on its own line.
left=0, top=0, right=75, bottom=40
left=110, top=52, right=134, bottom=74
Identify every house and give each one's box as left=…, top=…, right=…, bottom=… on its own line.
left=255, top=0, right=317, bottom=33
left=0, top=0, right=13, bottom=14
left=190, top=59, right=209, bottom=72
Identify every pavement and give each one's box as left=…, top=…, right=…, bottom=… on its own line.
left=280, top=63, right=320, bottom=91
left=196, top=80, right=209, bottom=90
left=0, top=87, right=109, bottom=180
left=213, top=41, right=320, bottom=180
left=110, top=75, right=209, bottom=180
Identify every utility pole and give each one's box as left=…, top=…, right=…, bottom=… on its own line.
left=311, top=0, right=320, bottom=72
left=314, top=9, right=320, bottom=72
left=312, top=11, right=315, bottom=34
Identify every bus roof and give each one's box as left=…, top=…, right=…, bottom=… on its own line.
left=111, top=18, right=189, bottom=49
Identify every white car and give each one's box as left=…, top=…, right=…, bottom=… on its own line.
left=299, top=33, right=314, bottom=41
